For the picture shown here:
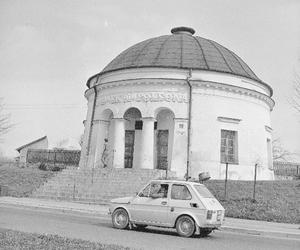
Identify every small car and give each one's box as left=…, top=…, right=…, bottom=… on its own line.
left=109, top=179, right=225, bottom=237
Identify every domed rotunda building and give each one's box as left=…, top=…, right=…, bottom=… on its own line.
left=79, top=27, right=275, bottom=180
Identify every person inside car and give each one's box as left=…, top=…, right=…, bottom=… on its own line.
left=150, top=183, right=168, bottom=198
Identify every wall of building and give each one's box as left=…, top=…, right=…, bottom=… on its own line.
left=80, top=69, right=274, bottom=180
left=79, top=89, right=96, bottom=168
left=189, top=83, right=274, bottom=180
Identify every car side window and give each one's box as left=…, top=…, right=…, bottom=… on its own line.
left=150, top=183, right=169, bottom=198
left=138, top=184, right=151, bottom=197
left=171, top=184, right=192, bottom=200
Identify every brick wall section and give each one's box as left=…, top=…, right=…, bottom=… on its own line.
left=31, top=168, right=175, bottom=203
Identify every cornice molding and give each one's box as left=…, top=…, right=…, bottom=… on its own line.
left=88, top=78, right=274, bottom=110
left=87, top=67, right=272, bottom=96
left=96, top=78, right=185, bottom=91
left=173, top=118, right=188, bottom=121
left=217, top=116, right=242, bottom=124
left=92, top=119, right=110, bottom=125
left=192, top=80, right=275, bottom=110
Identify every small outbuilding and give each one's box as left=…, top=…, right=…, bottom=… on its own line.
left=16, top=136, right=48, bottom=164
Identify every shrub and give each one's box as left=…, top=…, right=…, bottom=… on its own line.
left=51, top=166, right=62, bottom=172
left=38, top=163, right=47, bottom=171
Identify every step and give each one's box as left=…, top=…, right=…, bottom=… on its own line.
left=31, top=168, right=175, bottom=202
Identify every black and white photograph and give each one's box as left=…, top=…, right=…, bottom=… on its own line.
left=0, top=0, right=299, bottom=249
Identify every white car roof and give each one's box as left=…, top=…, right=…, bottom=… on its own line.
left=150, top=179, right=203, bottom=186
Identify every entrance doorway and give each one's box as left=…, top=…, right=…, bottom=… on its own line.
left=156, top=130, right=169, bottom=170
left=124, top=130, right=135, bottom=168
left=123, top=107, right=142, bottom=169
left=155, top=108, right=174, bottom=170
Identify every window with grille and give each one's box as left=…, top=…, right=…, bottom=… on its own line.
left=135, top=120, right=143, bottom=130
left=220, top=130, right=238, bottom=164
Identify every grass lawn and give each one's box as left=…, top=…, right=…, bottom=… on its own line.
left=205, top=180, right=300, bottom=224
left=1, top=163, right=299, bottom=224
left=0, top=228, right=132, bottom=250
left=0, top=163, right=54, bottom=197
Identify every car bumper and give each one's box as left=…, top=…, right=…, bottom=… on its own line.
left=201, top=222, right=222, bottom=228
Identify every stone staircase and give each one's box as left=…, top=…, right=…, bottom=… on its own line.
left=31, top=167, right=175, bottom=203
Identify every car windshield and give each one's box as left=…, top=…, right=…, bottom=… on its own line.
left=138, top=184, right=151, bottom=197
left=194, top=185, right=214, bottom=198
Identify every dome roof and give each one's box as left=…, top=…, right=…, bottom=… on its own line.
left=100, top=27, right=261, bottom=83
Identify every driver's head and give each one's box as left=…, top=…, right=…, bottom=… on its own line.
left=152, top=183, right=161, bottom=192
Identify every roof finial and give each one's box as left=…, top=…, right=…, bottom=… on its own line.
left=171, top=26, right=195, bottom=35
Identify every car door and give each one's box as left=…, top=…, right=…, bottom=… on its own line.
left=130, top=182, right=171, bottom=227
left=168, top=184, right=202, bottom=226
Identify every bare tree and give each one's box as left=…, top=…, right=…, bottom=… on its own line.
left=55, top=138, right=69, bottom=149
left=272, top=137, right=291, bottom=162
left=291, top=72, right=300, bottom=113
left=0, top=98, right=13, bottom=142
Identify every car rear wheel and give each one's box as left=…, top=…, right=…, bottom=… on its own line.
left=200, top=228, right=213, bottom=237
left=112, top=208, right=129, bottom=229
left=176, top=215, right=195, bottom=237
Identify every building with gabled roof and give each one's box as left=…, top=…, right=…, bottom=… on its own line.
left=16, top=136, right=48, bottom=164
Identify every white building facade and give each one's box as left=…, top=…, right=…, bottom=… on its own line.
left=79, top=27, right=275, bottom=180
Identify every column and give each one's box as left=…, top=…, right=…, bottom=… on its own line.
left=140, top=117, right=155, bottom=169
left=171, top=118, right=188, bottom=178
left=112, top=118, right=125, bottom=168
left=94, top=120, right=110, bottom=168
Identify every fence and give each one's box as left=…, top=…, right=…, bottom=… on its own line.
left=27, top=149, right=81, bottom=166
left=273, top=161, right=300, bottom=178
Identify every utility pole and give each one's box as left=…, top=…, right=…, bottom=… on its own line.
left=186, top=69, right=192, bottom=181
left=224, top=162, right=229, bottom=200
left=253, top=163, right=258, bottom=201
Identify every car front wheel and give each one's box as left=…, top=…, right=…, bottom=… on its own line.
left=176, top=215, right=195, bottom=237
left=112, top=208, right=129, bottom=229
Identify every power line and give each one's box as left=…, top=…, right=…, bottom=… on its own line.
left=4, top=104, right=86, bottom=110
left=6, top=103, right=84, bottom=106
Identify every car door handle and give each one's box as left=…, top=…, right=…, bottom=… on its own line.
left=161, top=201, right=167, bottom=205
left=190, top=203, right=198, bottom=208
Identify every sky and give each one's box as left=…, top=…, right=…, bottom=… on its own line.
left=0, top=0, right=299, bottom=159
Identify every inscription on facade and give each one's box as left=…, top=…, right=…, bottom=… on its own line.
left=98, top=92, right=188, bottom=105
